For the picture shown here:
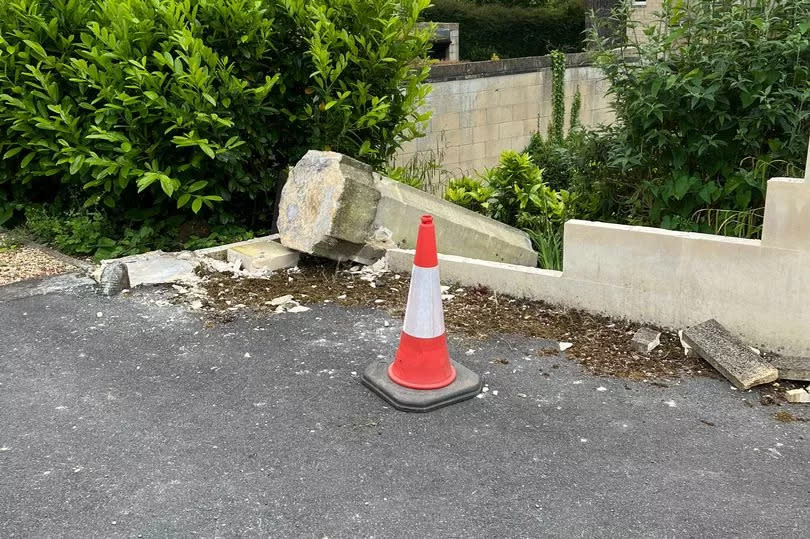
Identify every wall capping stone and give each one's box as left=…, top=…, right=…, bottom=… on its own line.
left=428, top=52, right=593, bottom=82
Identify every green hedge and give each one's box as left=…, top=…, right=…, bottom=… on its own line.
left=0, top=0, right=432, bottom=230
left=424, top=0, right=585, bottom=61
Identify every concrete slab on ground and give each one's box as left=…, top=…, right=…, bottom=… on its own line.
left=682, top=319, right=779, bottom=389
left=0, top=285, right=807, bottom=537
left=227, top=241, right=299, bottom=272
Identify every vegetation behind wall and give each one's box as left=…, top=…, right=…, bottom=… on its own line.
left=423, top=0, right=586, bottom=61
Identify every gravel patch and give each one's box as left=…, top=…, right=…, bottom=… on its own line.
left=0, top=234, right=76, bottom=286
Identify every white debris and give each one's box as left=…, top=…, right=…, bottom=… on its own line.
left=465, top=349, right=476, bottom=356
left=288, top=305, right=311, bottom=314
left=596, top=386, right=607, bottom=392
left=678, top=330, right=696, bottom=358
left=491, top=390, right=498, bottom=396
left=269, top=294, right=294, bottom=306
left=580, top=438, right=588, bottom=443
left=96, top=312, right=103, bottom=318
left=517, top=393, right=527, bottom=398
left=441, top=294, right=455, bottom=301
left=244, top=353, right=251, bottom=358
left=664, top=400, right=677, bottom=408
left=441, top=286, right=450, bottom=293
left=559, top=342, right=573, bottom=352
left=749, top=346, right=761, bottom=356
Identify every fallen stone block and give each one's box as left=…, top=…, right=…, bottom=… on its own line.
left=277, top=150, right=537, bottom=266
left=682, top=319, right=778, bottom=390
left=98, top=263, right=130, bottom=296
left=226, top=240, right=299, bottom=273
left=99, top=251, right=199, bottom=288
left=785, top=388, right=810, bottom=403
left=631, top=327, right=661, bottom=353
left=768, top=356, right=810, bottom=382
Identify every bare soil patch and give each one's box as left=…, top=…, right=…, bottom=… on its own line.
left=198, top=257, right=715, bottom=382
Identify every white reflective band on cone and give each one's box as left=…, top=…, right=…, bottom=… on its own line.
left=402, top=265, right=445, bottom=339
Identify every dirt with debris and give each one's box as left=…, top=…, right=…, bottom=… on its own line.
left=195, top=257, right=716, bottom=382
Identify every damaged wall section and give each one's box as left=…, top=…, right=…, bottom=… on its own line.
left=388, top=139, right=810, bottom=356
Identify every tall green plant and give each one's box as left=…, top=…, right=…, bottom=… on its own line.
left=590, top=0, right=810, bottom=231
left=548, top=50, right=566, bottom=143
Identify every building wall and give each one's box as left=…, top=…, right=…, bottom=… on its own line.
left=395, top=53, right=614, bottom=181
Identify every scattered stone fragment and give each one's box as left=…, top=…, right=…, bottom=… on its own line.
left=678, top=330, right=697, bottom=358
left=559, top=342, right=573, bottom=352
left=768, top=356, right=810, bottom=382
left=287, top=305, right=311, bottom=314
left=785, top=388, right=810, bottom=404
left=98, top=263, right=130, bottom=296
left=631, top=327, right=661, bottom=353
left=269, top=294, right=294, bottom=306
left=681, top=319, right=778, bottom=390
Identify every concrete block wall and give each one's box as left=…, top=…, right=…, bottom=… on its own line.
left=395, top=53, right=614, bottom=180
left=388, top=138, right=810, bottom=356
left=627, top=0, right=664, bottom=42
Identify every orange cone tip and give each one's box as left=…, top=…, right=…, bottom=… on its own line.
left=388, top=214, right=457, bottom=389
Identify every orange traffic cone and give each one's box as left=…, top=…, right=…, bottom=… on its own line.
left=362, top=215, right=483, bottom=412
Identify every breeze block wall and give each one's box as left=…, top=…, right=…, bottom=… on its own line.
left=396, top=52, right=614, bottom=179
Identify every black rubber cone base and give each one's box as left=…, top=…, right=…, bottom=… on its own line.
left=361, top=360, right=483, bottom=413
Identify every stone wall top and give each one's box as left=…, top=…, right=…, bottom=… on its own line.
left=428, top=52, right=592, bottom=82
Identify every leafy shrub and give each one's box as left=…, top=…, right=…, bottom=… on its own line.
left=444, top=176, right=495, bottom=214
left=444, top=151, right=568, bottom=269
left=423, top=0, right=585, bottom=61
left=0, top=0, right=433, bottom=239
left=481, top=150, right=568, bottom=229
left=591, top=0, right=810, bottom=232
left=22, top=204, right=262, bottom=260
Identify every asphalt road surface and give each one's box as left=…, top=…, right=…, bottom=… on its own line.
left=1, top=276, right=807, bottom=537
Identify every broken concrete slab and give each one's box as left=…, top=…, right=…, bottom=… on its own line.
left=785, top=388, right=810, bottom=403
left=98, top=263, right=130, bottom=296
left=682, top=319, right=778, bottom=390
left=631, top=327, right=661, bottom=353
left=98, top=251, right=199, bottom=288
left=124, top=255, right=197, bottom=287
left=768, top=356, right=810, bottom=382
left=277, top=151, right=537, bottom=266
left=194, top=234, right=280, bottom=261
left=226, top=241, right=299, bottom=273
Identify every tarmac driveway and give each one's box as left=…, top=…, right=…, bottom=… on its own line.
left=1, top=277, right=808, bottom=537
